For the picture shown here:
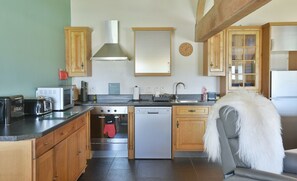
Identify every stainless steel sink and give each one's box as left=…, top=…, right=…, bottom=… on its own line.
left=171, top=100, right=199, bottom=103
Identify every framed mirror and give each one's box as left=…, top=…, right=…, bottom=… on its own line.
left=132, top=27, right=174, bottom=76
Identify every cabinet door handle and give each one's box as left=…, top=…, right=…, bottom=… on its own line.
left=177, top=121, right=179, bottom=128
left=43, top=142, right=48, bottom=146
left=188, top=110, right=196, bottom=113
left=81, top=63, right=84, bottom=69
left=210, top=62, right=213, bottom=67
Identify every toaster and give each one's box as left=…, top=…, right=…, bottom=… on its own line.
left=24, top=97, right=53, bottom=116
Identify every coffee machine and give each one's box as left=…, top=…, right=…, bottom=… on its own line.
left=81, top=81, right=88, bottom=102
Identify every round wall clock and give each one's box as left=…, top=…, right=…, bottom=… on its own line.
left=179, top=42, right=193, bottom=56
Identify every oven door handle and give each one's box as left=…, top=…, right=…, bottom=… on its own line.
left=98, top=115, right=120, bottom=119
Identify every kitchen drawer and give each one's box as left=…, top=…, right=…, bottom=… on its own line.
left=54, top=121, right=76, bottom=144
left=35, top=132, right=54, bottom=157
left=75, top=114, right=86, bottom=129
left=175, top=106, right=209, bottom=116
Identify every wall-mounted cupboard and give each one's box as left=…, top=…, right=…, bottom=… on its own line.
left=219, top=26, right=261, bottom=95
left=65, top=27, right=92, bottom=77
left=132, top=27, right=174, bottom=76
left=203, top=31, right=226, bottom=76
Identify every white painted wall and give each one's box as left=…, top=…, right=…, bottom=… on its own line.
left=70, top=0, right=297, bottom=95
left=71, top=0, right=218, bottom=95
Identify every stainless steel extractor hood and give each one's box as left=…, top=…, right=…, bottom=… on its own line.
left=92, top=20, right=129, bottom=61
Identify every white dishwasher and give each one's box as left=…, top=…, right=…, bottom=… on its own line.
left=135, top=107, right=172, bottom=159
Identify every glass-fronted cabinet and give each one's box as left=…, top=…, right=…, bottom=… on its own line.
left=226, top=27, right=261, bottom=92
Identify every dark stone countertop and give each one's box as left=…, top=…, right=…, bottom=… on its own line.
left=78, top=100, right=215, bottom=107
left=0, top=106, right=93, bottom=141
left=76, top=94, right=216, bottom=107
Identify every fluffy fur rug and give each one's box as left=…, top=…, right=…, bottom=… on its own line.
left=204, top=91, right=285, bottom=174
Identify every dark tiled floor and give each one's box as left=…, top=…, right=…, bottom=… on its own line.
left=78, top=157, right=224, bottom=181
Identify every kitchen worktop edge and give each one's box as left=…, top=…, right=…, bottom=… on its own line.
left=76, top=100, right=215, bottom=106
left=0, top=106, right=94, bottom=141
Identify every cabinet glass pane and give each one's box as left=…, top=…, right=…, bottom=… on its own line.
left=245, top=35, right=256, bottom=46
left=232, top=35, right=244, bottom=46
left=245, top=75, right=256, bottom=87
left=231, top=75, right=243, bottom=87
left=231, top=62, right=243, bottom=74
left=232, top=48, right=244, bottom=60
left=228, top=29, right=259, bottom=92
left=244, top=61, right=256, bottom=74
left=244, top=47, right=256, bottom=60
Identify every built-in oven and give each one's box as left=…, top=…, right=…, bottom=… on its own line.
left=90, top=106, right=128, bottom=152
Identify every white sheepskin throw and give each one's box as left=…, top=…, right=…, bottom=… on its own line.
left=204, top=91, right=285, bottom=174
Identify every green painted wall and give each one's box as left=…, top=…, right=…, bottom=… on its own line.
left=0, top=0, right=71, bottom=97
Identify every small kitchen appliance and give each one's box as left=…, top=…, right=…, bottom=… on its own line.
left=24, top=97, right=53, bottom=116
left=36, top=86, right=74, bottom=111
left=207, top=92, right=217, bottom=101
left=0, top=95, right=24, bottom=125
left=81, top=81, right=88, bottom=102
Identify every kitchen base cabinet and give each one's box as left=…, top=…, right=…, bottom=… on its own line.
left=175, top=117, right=205, bottom=151
left=36, top=149, right=54, bottom=181
left=77, top=126, right=87, bottom=173
left=0, top=112, right=90, bottom=181
left=54, top=139, right=68, bottom=181
left=68, top=126, right=87, bottom=181
left=0, top=140, right=33, bottom=181
left=128, top=106, right=135, bottom=159
left=172, top=106, right=209, bottom=156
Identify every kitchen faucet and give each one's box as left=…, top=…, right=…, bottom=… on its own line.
left=174, top=82, right=185, bottom=100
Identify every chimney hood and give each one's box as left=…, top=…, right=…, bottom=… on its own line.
left=92, top=20, right=129, bottom=61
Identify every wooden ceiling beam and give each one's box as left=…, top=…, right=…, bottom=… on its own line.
left=195, top=0, right=271, bottom=42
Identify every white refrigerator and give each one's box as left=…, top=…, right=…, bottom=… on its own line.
left=271, top=71, right=297, bottom=116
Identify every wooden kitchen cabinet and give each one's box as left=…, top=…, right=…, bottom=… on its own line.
left=261, top=22, right=297, bottom=98
left=36, top=149, right=54, bottom=181
left=172, top=106, right=209, bottom=155
left=203, top=31, right=225, bottom=76
left=128, top=106, right=135, bottom=159
left=0, top=111, right=90, bottom=181
left=68, top=125, right=87, bottom=181
left=39, top=114, right=88, bottom=181
left=65, top=27, right=92, bottom=77
left=220, top=26, right=261, bottom=95
left=54, top=139, right=68, bottom=181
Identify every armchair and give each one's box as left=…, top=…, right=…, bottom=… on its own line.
left=216, top=105, right=297, bottom=181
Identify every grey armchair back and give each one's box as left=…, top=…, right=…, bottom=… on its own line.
left=216, top=105, right=297, bottom=181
